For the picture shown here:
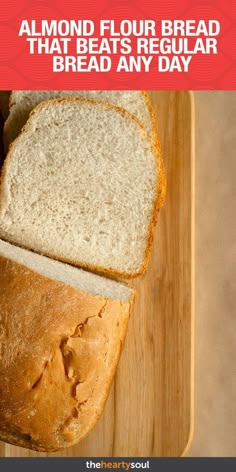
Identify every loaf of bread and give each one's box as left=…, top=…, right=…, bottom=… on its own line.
left=0, top=239, right=134, bottom=451
left=0, top=98, right=166, bottom=278
left=4, top=90, right=156, bottom=149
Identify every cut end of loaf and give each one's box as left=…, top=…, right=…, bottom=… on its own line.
left=0, top=239, right=134, bottom=302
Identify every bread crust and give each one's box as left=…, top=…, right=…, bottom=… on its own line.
left=4, top=90, right=154, bottom=151
left=0, top=96, right=166, bottom=279
left=140, top=91, right=166, bottom=273
left=0, top=253, right=135, bottom=451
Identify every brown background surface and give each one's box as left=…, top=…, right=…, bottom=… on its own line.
left=188, top=92, right=236, bottom=456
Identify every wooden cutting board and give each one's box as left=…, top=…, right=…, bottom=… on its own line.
left=0, top=91, right=195, bottom=458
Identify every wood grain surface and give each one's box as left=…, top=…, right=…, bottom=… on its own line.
left=0, top=91, right=194, bottom=458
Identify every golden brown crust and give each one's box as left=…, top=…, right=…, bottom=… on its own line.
left=0, top=254, right=135, bottom=451
left=141, top=91, right=167, bottom=206
left=136, top=92, right=166, bottom=276
left=0, top=96, right=166, bottom=279
left=141, top=91, right=158, bottom=140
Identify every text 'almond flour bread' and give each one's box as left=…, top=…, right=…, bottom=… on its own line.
left=4, top=90, right=157, bottom=150
left=0, top=239, right=134, bottom=452
left=0, top=98, right=166, bottom=278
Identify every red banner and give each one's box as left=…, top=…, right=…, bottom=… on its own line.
left=0, top=0, right=235, bottom=89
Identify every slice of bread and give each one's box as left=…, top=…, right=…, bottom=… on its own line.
left=0, top=98, right=165, bottom=278
left=4, top=90, right=156, bottom=149
left=0, top=238, right=134, bottom=451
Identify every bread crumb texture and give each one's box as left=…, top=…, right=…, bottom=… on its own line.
left=0, top=98, right=161, bottom=277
